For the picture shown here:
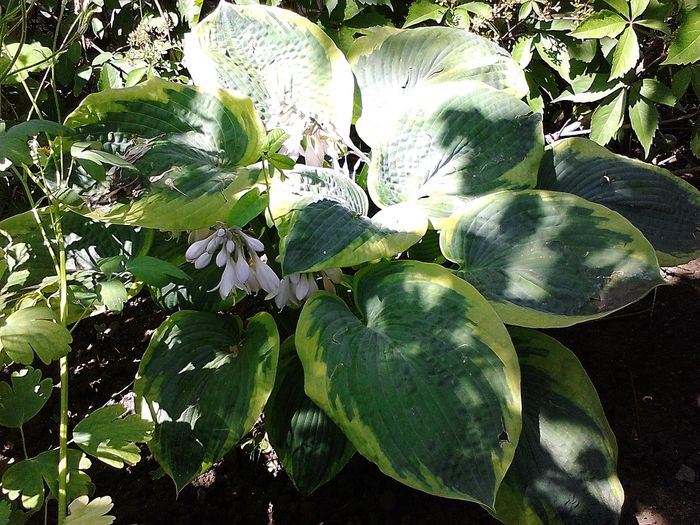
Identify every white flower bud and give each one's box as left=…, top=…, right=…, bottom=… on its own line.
left=215, top=248, right=229, bottom=268
left=185, top=237, right=211, bottom=261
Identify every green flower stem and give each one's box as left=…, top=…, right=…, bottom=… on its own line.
left=53, top=203, right=70, bottom=525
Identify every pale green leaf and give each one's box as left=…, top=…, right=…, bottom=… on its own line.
left=535, top=34, right=571, bottom=81
left=629, top=90, right=659, bottom=158
left=184, top=3, right=354, bottom=142
left=351, top=27, right=528, bottom=147
left=663, top=8, right=700, bottom=65
left=602, top=0, right=629, bottom=17
left=0, top=307, right=72, bottom=365
left=403, top=0, right=447, bottom=28
left=635, top=18, right=670, bottom=33
left=73, top=404, right=153, bottom=468
left=630, top=0, right=650, bottom=19
left=538, top=137, right=700, bottom=265
left=555, top=74, right=623, bottom=103
left=367, top=81, right=543, bottom=225
left=65, top=496, right=115, bottom=525
left=97, top=280, right=127, bottom=312
left=0, top=368, right=52, bottom=428
left=296, top=261, right=521, bottom=505
left=493, top=328, right=624, bottom=525
left=610, top=26, right=640, bottom=79
left=440, top=190, right=663, bottom=328
left=590, top=89, right=627, bottom=146
left=177, top=0, right=203, bottom=26
left=570, top=10, right=627, bottom=39
left=0, top=43, right=53, bottom=84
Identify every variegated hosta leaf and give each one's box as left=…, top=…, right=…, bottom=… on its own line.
left=367, top=81, right=543, bottom=226
left=268, top=165, right=369, bottom=237
left=494, top=328, right=624, bottom=525
left=64, top=78, right=266, bottom=231
left=135, top=311, right=279, bottom=491
left=184, top=3, right=354, bottom=138
left=350, top=27, right=529, bottom=147
left=538, top=138, right=700, bottom=266
left=279, top=200, right=428, bottom=275
left=440, top=190, right=664, bottom=328
left=296, top=261, right=521, bottom=506
left=265, top=338, right=355, bottom=495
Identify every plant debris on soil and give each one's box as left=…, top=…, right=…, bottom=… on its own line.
left=1, top=263, right=699, bottom=525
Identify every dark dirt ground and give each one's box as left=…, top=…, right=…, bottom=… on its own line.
left=2, top=262, right=699, bottom=525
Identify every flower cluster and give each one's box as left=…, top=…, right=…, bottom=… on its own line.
left=274, top=268, right=342, bottom=311
left=185, top=227, right=280, bottom=299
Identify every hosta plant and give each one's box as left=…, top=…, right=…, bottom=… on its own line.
left=2, top=2, right=700, bottom=524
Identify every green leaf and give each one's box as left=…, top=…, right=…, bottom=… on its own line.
left=135, top=311, right=279, bottom=491
left=439, top=189, right=663, bottom=328
left=367, top=81, right=543, bottom=226
left=296, top=260, right=521, bottom=505
left=554, top=73, right=623, bottom=103
left=65, top=496, right=115, bottom=525
left=126, top=256, right=190, bottom=288
left=403, top=0, right=447, bottom=28
left=537, top=137, right=700, bottom=265
left=184, top=3, right=354, bottom=141
left=97, top=280, right=127, bottom=312
left=98, top=63, right=123, bottom=91
left=0, top=120, right=73, bottom=167
left=0, top=43, right=53, bottom=84
left=279, top=200, right=428, bottom=275
left=0, top=368, right=52, bottom=428
left=570, top=10, right=627, bottom=39
left=0, top=307, right=72, bottom=365
left=610, top=26, right=640, bottom=79
left=493, top=328, right=624, bottom=525
left=226, top=188, right=269, bottom=227
left=261, top=129, right=290, bottom=155
left=635, top=18, right=670, bottom=33
left=590, top=89, right=627, bottom=146
left=602, top=0, right=629, bottom=17
left=73, top=404, right=153, bottom=468
left=691, top=120, right=700, bottom=157
left=0, top=501, right=9, bottom=525
left=630, top=0, right=650, bottom=19
left=671, top=66, right=693, bottom=98
left=639, top=78, right=676, bottom=105
left=350, top=27, right=528, bottom=147
left=265, top=338, right=355, bottom=495
left=512, top=35, right=535, bottom=68
left=0, top=449, right=92, bottom=511
left=64, top=78, right=266, bottom=231
left=177, top=0, right=203, bottom=26
left=663, top=8, right=700, bottom=65
left=628, top=89, right=659, bottom=157
left=535, top=34, right=572, bottom=81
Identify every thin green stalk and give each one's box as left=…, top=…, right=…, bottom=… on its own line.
left=52, top=204, right=70, bottom=525
left=19, top=425, right=29, bottom=459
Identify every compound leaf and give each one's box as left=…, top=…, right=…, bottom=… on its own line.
left=0, top=367, right=52, bottom=428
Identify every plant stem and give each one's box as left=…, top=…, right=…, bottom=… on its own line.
left=53, top=204, right=70, bottom=525
left=19, top=425, right=29, bottom=459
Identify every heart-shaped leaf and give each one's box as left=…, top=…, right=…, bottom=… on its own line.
left=493, top=328, right=624, bottom=525
left=184, top=3, right=354, bottom=140
left=0, top=307, right=72, bottom=365
left=72, top=404, right=153, bottom=468
left=64, top=78, right=266, bottom=231
left=367, top=81, right=543, bottom=227
left=296, top=260, right=521, bottom=506
left=350, top=27, right=528, bottom=147
left=135, top=311, right=279, bottom=491
left=440, top=189, right=664, bottom=328
left=538, top=138, right=700, bottom=266
left=265, top=338, right=355, bottom=495
left=0, top=367, right=52, bottom=428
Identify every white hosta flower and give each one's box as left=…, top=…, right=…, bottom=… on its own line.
left=185, top=226, right=280, bottom=300
left=273, top=268, right=343, bottom=310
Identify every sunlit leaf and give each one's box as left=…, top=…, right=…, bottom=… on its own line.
left=0, top=367, right=52, bottom=428
left=590, top=89, right=626, bottom=146
left=663, top=8, right=700, bottom=65
left=0, top=307, right=72, bottom=365
left=73, top=404, right=153, bottom=468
